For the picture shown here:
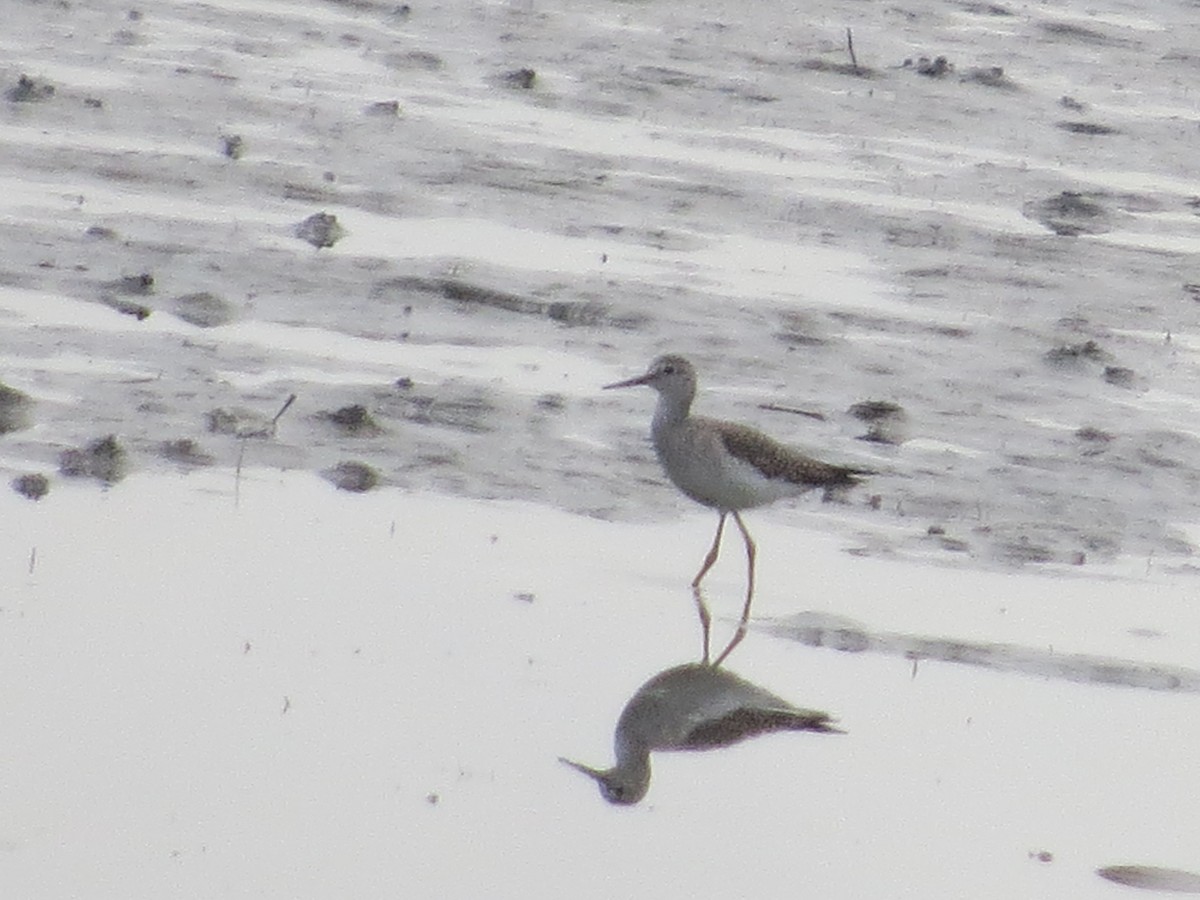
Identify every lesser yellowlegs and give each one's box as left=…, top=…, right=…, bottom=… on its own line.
left=605, top=355, right=869, bottom=664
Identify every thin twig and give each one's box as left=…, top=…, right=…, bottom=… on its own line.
left=235, top=439, right=247, bottom=508
left=271, top=393, right=297, bottom=430
left=846, top=27, right=859, bottom=75
left=234, top=393, right=297, bottom=506
left=758, top=402, right=826, bottom=421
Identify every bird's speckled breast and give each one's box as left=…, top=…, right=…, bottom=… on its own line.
left=652, top=416, right=803, bottom=511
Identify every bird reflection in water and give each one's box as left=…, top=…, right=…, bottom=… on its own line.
left=560, top=663, right=842, bottom=805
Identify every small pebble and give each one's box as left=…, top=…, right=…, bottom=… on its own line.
left=59, top=435, right=128, bottom=484
left=12, top=473, right=49, bottom=500
left=295, top=212, right=346, bottom=249
left=221, top=134, right=245, bottom=159
left=324, top=461, right=380, bottom=492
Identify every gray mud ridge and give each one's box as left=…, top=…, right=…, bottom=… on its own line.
left=768, top=611, right=1200, bottom=693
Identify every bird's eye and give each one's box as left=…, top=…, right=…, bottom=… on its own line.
left=662, top=364, right=675, bottom=375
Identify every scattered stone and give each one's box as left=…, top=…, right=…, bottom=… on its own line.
left=6, top=74, right=55, bottom=102
left=849, top=400, right=907, bottom=444
left=1103, top=365, right=1135, bottom=387
left=364, top=99, right=401, bottom=116
left=101, top=296, right=152, bottom=319
left=535, top=393, right=566, bottom=412
left=122, top=273, right=155, bottom=293
left=84, top=97, right=103, bottom=109
left=498, top=68, right=537, bottom=89
left=220, top=133, right=245, bottom=159
left=1059, top=95, right=1086, bottom=111
left=159, top=438, right=215, bottom=467
left=105, top=272, right=155, bottom=295
left=85, top=225, right=119, bottom=240
left=1058, top=121, right=1119, bottom=135
left=12, top=473, right=49, bottom=501
left=395, top=376, right=415, bottom=390
left=324, top=461, right=379, bottom=492
left=1076, top=426, right=1114, bottom=444
left=0, top=382, right=34, bottom=434
left=206, top=407, right=277, bottom=438
left=294, top=212, right=345, bottom=249
left=59, top=434, right=128, bottom=483
left=1045, top=339, right=1107, bottom=366
left=904, top=56, right=952, bottom=77
left=960, top=66, right=1016, bottom=89
left=1024, top=191, right=1112, bottom=236
left=316, top=404, right=384, bottom=437
left=172, top=291, right=234, bottom=327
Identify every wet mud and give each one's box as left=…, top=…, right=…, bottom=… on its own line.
left=2, top=0, right=1200, bottom=574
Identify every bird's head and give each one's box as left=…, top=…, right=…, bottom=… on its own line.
left=603, top=354, right=696, bottom=400
left=559, top=756, right=650, bottom=805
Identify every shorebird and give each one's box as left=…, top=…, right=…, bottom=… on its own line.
left=605, top=355, right=869, bottom=664
left=560, top=662, right=841, bottom=805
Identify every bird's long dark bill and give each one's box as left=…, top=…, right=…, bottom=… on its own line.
left=602, top=372, right=653, bottom=390
left=558, top=756, right=605, bottom=781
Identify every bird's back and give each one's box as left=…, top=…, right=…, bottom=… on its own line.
left=616, top=664, right=838, bottom=753
left=713, top=419, right=868, bottom=491
left=653, top=414, right=866, bottom=511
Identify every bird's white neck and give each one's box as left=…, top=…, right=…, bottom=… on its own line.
left=612, top=733, right=652, bottom=794
left=651, top=389, right=692, bottom=435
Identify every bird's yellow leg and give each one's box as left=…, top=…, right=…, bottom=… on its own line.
left=713, top=511, right=756, bottom=667
left=692, top=512, right=727, bottom=588
left=691, top=583, right=712, bottom=664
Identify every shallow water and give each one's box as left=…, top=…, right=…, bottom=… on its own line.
left=3, top=470, right=1199, bottom=898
